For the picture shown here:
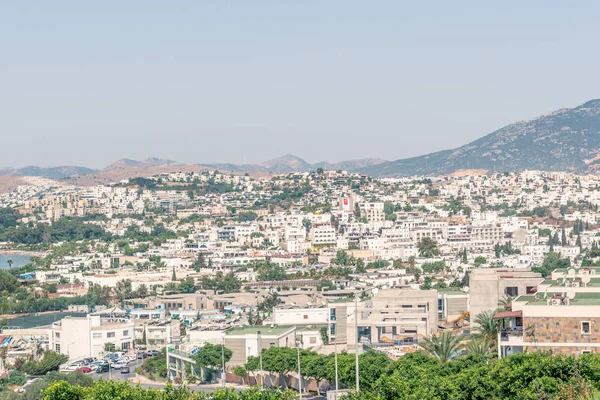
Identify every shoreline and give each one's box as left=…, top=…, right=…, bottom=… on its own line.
left=0, top=250, right=48, bottom=257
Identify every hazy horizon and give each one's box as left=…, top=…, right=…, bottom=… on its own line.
left=2, top=2, right=600, bottom=169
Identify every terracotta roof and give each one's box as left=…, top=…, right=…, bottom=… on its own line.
left=493, top=310, right=522, bottom=319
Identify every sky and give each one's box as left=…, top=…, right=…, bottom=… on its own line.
left=2, top=1, right=600, bottom=169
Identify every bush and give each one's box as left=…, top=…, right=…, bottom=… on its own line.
left=19, top=351, right=67, bottom=376
left=7, top=370, right=27, bottom=386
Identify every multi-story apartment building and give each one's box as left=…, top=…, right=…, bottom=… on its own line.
left=330, top=289, right=438, bottom=349
left=497, top=291, right=600, bottom=357
left=469, top=268, right=543, bottom=322
left=50, top=311, right=135, bottom=360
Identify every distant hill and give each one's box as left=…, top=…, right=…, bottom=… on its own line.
left=365, top=99, right=600, bottom=177
left=199, top=155, right=386, bottom=174
left=104, top=157, right=183, bottom=170
left=0, top=165, right=97, bottom=180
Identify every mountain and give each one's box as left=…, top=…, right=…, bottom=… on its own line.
left=0, top=165, right=97, bottom=179
left=259, top=154, right=313, bottom=173
left=365, top=99, right=600, bottom=177
left=200, top=155, right=387, bottom=174
left=104, top=157, right=182, bottom=170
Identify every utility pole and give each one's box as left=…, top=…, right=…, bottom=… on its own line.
left=355, top=295, right=359, bottom=392
left=334, top=339, right=339, bottom=399
left=221, top=337, right=226, bottom=388
left=258, top=330, right=263, bottom=389
left=297, top=338, right=302, bottom=399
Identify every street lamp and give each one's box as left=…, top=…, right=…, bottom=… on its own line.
left=296, top=337, right=303, bottom=399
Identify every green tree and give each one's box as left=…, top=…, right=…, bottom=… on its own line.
left=193, top=343, right=232, bottom=381
left=179, top=277, right=197, bottom=294
left=418, top=332, right=463, bottom=363
left=474, top=256, right=487, bottom=267
left=417, top=237, right=440, bottom=258
left=473, top=310, right=499, bottom=345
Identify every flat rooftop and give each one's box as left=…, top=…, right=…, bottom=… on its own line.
left=226, top=325, right=294, bottom=336
left=516, top=292, right=600, bottom=306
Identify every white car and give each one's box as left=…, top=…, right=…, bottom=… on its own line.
left=110, top=360, right=128, bottom=369
left=64, top=361, right=84, bottom=371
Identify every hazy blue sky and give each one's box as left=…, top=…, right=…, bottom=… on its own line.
left=2, top=1, right=600, bottom=168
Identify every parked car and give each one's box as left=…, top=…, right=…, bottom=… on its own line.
left=76, top=366, right=92, bottom=373
left=120, top=366, right=130, bottom=374
left=146, top=350, right=160, bottom=357
left=137, top=352, right=148, bottom=359
left=82, top=357, right=96, bottom=365
left=96, top=363, right=110, bottom=373
left=65, top=361, right=84, bottom=371
left=110, top=360, right=128, bottom=369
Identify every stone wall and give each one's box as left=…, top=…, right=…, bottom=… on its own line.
left=524, top=316, right=600, bottom=344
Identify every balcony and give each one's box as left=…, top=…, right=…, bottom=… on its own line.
left=499, top=329, right=524, bottom=345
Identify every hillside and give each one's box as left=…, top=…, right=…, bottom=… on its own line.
left=366, top=99, right=600, bottom=176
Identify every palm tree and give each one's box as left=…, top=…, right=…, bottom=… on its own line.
left=164, top=282, right=179, bottom=293
left=473, top=310, right=499, bottom=344
left=136, top=284, right=148, bottom=299
left=6, top=259, right=13, bottom=268
left=466, top=338, right=494, bottom=357
left=498, top=296, right=513, bottom=311
left=418, top=332, right=464, bottom=363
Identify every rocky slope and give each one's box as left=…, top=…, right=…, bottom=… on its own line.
left=366, top=99, right=600, bottom=176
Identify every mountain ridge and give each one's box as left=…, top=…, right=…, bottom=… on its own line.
left=3, top=99, right=600, bottom=180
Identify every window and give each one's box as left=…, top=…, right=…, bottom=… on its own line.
left=93, top=333, right=102, bottom=339
left=55, top=344, right=61, bottom=353
left=505, top=287, right=519, bottom=297
left=107, top=332, right=116, bottom=338
left=582, top=321, right=591, bottom=334
left=401, top=305, right=412, bottom=308
left=582, top=350, right=592, bottom=354
left=123, top=330, right=129, bottom=336
left=303, top=315, right=308, bottom=319
left=55, top=332, right=60, bottom=339
left=526, top=286, right=536, bottom=294
left=310, top=337, right=317, bottom=344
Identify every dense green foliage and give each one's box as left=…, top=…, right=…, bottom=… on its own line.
left=19, top=371, right=94, bottom=400
left=17, top=351, right=67, bottom=376
left=245, top=348, right=390, bottom=391
left=43, top=380, right=296, bottom=400
left=139, top=348, right=168, bottom=381
left=344, top=352, right=600, bottom=400
left=0, top=216, right=111, bottom=245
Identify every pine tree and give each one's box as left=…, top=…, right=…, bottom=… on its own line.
left=576, top=234, right=582, bottom=249
left=494, top=243, right=501, bottom=258
left=552, top=232, right=560, bottom=245
left=561, top=228, right=567, bottom=247
left=586, top=221, right=590, bottom=231
left=172, top=268, right=177, bottom=281
left=461, top=249, right=468, bottom=264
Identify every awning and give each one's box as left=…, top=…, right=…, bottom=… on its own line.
left=493, top=310, right=522, bottom=319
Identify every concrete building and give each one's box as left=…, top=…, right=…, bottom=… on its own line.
left=50, top=312, right=135, bottom=360
left=224, top=325, right=297, bottom=366
left=469, top=268, right=543, bottom=322
left=272, top=307, right=330, bottom=326
left=497, top=291, right=600, bottom=357
left=330, top=289, right=438, bottom=349
left=134, top=320, right=181, bottom=348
